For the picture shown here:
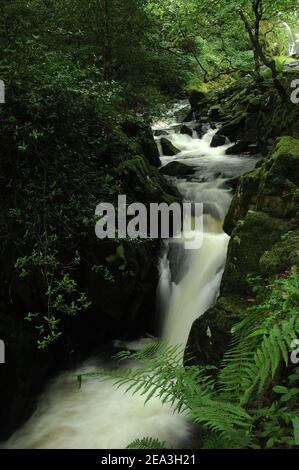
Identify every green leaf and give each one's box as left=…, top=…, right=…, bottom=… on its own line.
left=273, top=386, right=288, bottom=394
left=292, top=417, right=299, bottom=445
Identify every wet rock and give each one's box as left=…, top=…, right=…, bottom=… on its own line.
left=185, top=296, right=246, bottom=366
left=180, top=125, right=193, bottom=137
left=160, top=138, right=181, bottom=156
left=210, top=134, right=226, bottom=148
left=216, top=114, right=247, bottom=142
left=182, top=110, right=194, bottom=123
left=154, top=129, right=169, bottom=137
left=223, top=176, right=241, bottom=191
left=160, top=161, right=196, bottom=177
left=226, top=141, right=258, bottom=155
left=194, top=124, right=204, bottom=138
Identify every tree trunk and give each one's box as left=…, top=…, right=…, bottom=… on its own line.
left=239, top=5, right=287, bottom=100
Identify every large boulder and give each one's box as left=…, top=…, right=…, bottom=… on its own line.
left=160, top=138, right=181, bottom=156
left=226, top=141, right=259, bottom=155
left=160, top=161, right=196, bottom=177
left=210, top=134, right=226, bottom=148
left=216, top=114, right=247, bottom=143
left=180, top=125, right=193, bottom=137
left=225, top=136, right=299, bottom=233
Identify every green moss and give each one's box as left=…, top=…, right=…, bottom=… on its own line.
left=116, top=155, right=181, bottom=205
left=222, top=211, right=290, bottom=294
left=272, top=136, right=299, bottom=159
left=186, top=295, right=248, bottom=366
left=260, top=231, right=299, bottom=276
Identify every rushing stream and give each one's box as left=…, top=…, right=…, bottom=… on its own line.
left=2, top=102, right=259, bottom=449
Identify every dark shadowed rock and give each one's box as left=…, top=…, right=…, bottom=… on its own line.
left=160, top=138, right=181, bottom=156
left=180, top=125, right=193, bottom=137
left=182, top=110, right=194, bottom=123
left=189, top=90, right=206, bottom=110
left=226, top=141, right=258, bottom=155
left=210, top=134, right=226, bottom=148
left=216, top=114, right=247, bottom=142
left=194, top=124, right=204, bottom=138
left=160, top=161, right=196, bottom=177
left=222, top=176, right=241, bottom=191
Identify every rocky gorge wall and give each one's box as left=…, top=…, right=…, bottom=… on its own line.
left=187, top=76, right=299, bottom=366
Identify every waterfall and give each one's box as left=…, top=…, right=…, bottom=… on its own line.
left=1, top=103, right=259, bottom=450
left=282, top=21, right=299, bottom=56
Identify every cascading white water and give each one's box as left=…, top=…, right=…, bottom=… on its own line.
left=156, top=125, right=259, bottom=349
left=1, top=103, right=259, bottom=450
left=283, top=21, right=299, bottom=57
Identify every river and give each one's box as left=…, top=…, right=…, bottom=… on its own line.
left=1, top=102, right=259, bottom=449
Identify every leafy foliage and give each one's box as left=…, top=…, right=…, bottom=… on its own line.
left=126, top=437, right=166, bottom=449
left=91, top=269, right=299, bottom=449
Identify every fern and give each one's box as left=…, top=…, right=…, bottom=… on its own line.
left=88, top=342, right=253, bottom=448
left=86, top=269, right=299, bottom=449
left=220, top=268, right=299, bottom=405
left=126, top=437, right=166, bottom=449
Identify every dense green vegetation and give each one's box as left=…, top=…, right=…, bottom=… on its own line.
left=92, top=270, right=299, bottom=449
left=0, top=0, right=299, bottom=449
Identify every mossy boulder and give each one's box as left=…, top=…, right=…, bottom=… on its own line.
left=186, top=296, right=246, bottom=366
left=116, top=155, right=181, bottom=205
left=122, top=119, right=161, bottom=167
left=160, top=161, right=196, bottom=177
left=225, top=136, right=299, bottom=234
left=259, top=230, right=299, bottom=276
left=222, top=211, right=290, bottom=295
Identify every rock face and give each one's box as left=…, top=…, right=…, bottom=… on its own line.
left=187, top=136, right=299, bottom=366
left=160, top=138, right=181, bottom=156
left=193, top=71, right=299, bottom=151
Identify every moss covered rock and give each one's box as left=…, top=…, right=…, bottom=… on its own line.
left=222, top=211, right=290, bottom=295
left=187, top=135, right=299, bottom=367
left=225, top=136, right=299, bottom=234
left=259, top=230, right=299, bottom=276
left=160, top=161, right=196, bottom=177
left=186, top=296, right=247, bottom=366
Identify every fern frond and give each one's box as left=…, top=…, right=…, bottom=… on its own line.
left=126, top=437, right=166, bottom=449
